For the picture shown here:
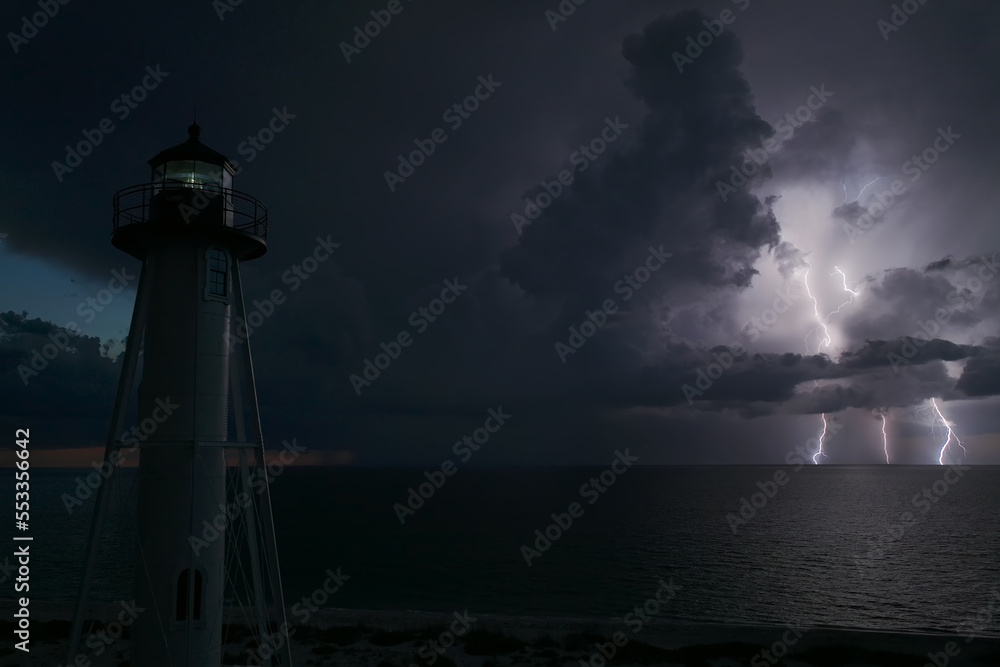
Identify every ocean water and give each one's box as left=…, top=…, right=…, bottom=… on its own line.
left=13, top=465, right=1000, bottom=635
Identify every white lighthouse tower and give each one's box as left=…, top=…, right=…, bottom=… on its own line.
left=66, top=124, right=292, bottom=666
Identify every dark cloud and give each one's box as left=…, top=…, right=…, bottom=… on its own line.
left=0, top=311, right=120, bottom=447
left=840, top=255, right=1000, bottom=347
left=768, top=238, right=808, bottom=280
left=768, top=108, right=857, bottom=184
left=500, top=9, right=781, bottom=310
left=955, top=338, right=1000, bottom=397
left=3, top=0, right=1000, bottom=463
left=839, top=337, right=981, bottom=370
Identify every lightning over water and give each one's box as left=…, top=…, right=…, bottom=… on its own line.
left=801, top=265, right=864, bottom=464
left=801, top=265, right=830, bottom=464
left=881, top=411, right=889, bottom=464
left=929, top=398, right=968, bottom=465
left=812, top=413, right=829, bottom=465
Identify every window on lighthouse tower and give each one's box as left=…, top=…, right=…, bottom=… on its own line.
left=207, top=248, right=229, bottom=297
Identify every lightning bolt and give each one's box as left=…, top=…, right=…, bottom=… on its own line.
left=803, top=265, right=832, bottom=350
left=881, top=412, right=889, bottom=464
left=811, top=413, right=829, bottom=464
left=834, top=266, right=860, bottom=298
left=803, top=265, right=866, bottom=464
left=929, top=398, right=968, bottom=465
left=854, top=176, right=881, bottom=202
left=802, top=265, right=832, bottom=464
left=825, top=266, right=861, bottom=318
left=841, top=175, right=881, bottom=204
left=834, top=269, right=891, bottom=465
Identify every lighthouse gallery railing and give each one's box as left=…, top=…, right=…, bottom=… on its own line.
left=112, top=183, right=269, bottom=242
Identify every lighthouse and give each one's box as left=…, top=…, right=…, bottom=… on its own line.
left=67, top=125, right=292, bottom=666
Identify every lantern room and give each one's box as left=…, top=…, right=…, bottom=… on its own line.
left=112, top=124, right=268, bottom=261
left=149, top=123, right=235, bottom=191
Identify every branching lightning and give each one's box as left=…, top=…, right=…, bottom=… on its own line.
left=801, top=265, right=865, bottom=464
left=825, top=266, right=860, bottom=318
left=929, top=398, right=968, bottom=465
left=834, top=266, right=860, bottom=297
left=802, top=265, right=833, bottom=464
left=841, top=175, right=882, bottom=204
left=832, top=267, right=895, bottom=464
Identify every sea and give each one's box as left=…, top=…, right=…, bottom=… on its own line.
left=11, top=465, right=1000, bottom=637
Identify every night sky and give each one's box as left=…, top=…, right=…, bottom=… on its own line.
left=2, top=0, right=999, bottom=465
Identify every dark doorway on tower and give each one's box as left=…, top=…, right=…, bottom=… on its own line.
left=176, top=568, right=204, bottom=621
